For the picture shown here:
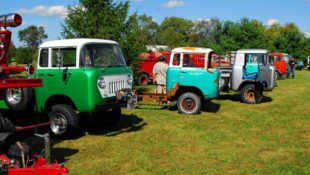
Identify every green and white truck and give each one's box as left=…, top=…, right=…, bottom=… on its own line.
left=0, top=39, right=136, bottom=137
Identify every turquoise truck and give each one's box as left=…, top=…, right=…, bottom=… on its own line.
left=139, top=47, right=220, bottom=115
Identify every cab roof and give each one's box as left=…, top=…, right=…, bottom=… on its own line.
left=172, top=47, right=213, bottom=54
left=236, top=49, right=269, bottom=54
left=39, top=38, right=118, bottom=48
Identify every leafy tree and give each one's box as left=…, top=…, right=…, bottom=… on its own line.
left=62, top=0, right=129, bottom=42
left=274, top=23, right=307, bottom=59
left=120, top=13, right=146, bottom=75
left=18, top=25, right=47, bottom=52
left=158, top=17, right=194, bottom=48
left=15, top=47, right=33, bottom=64
left=8, top=42, right=17, bottom=60
left=135, top=14, right=159, bottom=46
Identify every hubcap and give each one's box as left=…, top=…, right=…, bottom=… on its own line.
left=6, top=88, right=22, bottom=105
left=50, top=113, right=68, bottom=135
left=245, top=90, right=256, bottom=102
left=181, top=98, right=196, bottom=112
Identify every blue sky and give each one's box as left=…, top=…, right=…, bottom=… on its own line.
left=2, top=0, right=310, bottom=47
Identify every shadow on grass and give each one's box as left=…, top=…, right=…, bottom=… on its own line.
left=78, top=114, right=146, bottom=137
left=217, top=94, right=273, bottom=104
left=202, top=101, right=221, bottom=113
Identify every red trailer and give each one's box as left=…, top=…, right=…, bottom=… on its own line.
left=270, top=52, right=289, bottom=79
left=0, top=13, right=68, bottom=175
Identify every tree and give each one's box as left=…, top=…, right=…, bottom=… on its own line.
left=158, top=17, right=194, bottom=48
left=62, top=0, right=129, bottom=42
left=8, top=42, right=17, bottom=60
left=18, top=25, right=47, bottom=52
left=120, top=13, right=146, bottom=75
left=15, top=47, right=33, bottom=64
left=135, top=14, right=159, bottom=46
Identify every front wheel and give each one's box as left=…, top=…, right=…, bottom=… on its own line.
left=177, top=92, right=201, bottom=115
left=276, top=71, right=281, bottom=80
left=219, top=77, right=229, bottom=91
left=240, top=84, right=263, bottom=104
left=49, top=104, right=79, bottom=138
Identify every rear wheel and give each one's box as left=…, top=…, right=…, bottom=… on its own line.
left=4, top=87, right=34, bottom=111
left=240, top=84, right=263, bottom=104
left=137, top=74, right=149, bottom=86
left=49, top=104, right=79, bottom=138
left=177, top=92, right=201, bottom=115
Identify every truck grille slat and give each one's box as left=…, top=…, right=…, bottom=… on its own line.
left=108, top=80, right=126, bottom=95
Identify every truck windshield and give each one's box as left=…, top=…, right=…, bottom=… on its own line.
left=80, top=43, right=126, bottom=67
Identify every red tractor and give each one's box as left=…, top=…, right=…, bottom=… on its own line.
left=0, top=13, right=68, bottom=175
left=270, top=52, right=289, bottom=79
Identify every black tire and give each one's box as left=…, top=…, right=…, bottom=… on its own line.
left=177, top=92, right=201, bottom=115
left=276, top=71, right=281, bottom=80
left=219, top=77, right=229, bottom=91
left=4, top=87, right=34, bottom=111
left=137, top=73, right=149, bottom=86
left=49, top=104, right=79, bottom=138
left=94, top=107, right=121, bottom=126
left=240, top=84, right=263, bottom=104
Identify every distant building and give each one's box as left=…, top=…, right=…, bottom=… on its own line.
left=146, top=45, right=170, bottom=52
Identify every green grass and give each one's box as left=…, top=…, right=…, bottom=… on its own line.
left=53, top=70, right=310, bottom=175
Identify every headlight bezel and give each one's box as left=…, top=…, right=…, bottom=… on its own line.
left=97, top=76, right=106, bottom=89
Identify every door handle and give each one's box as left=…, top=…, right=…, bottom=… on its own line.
left=47, top=73, right=55, bottom=76
left=180, top=70, right=187, bottom=73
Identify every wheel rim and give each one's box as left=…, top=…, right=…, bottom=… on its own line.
left=219, top=78, right=225, bottom=89
left=50, top=113, right=68, bottom=135
left=181, top=98, right=197, bottom=112
left=6, top=88, right=22, bottom=105
left=245, top=89, right=256, bottom=103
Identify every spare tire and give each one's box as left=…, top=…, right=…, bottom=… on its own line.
left=4, top=87, right=35, bottom=111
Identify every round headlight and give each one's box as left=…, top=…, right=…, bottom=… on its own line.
left=97, top=76, right=106, bottom=89
left=127, top=74, right=133, bottom=85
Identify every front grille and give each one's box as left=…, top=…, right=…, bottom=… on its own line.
left=108, top=80, right=126, bottom=94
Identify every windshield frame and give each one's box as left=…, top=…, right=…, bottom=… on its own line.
left=79, top=43, right=127, bottom=68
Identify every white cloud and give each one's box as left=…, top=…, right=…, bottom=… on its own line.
left=163, top=0, right=185, bottom=7
left=16, top=5, right=67, bottom=18
left=267, top=19, right=279, bottom=26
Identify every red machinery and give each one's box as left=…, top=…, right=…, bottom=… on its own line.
left=0, top=13, right=68, bottom=175
left=270, top=53, right=288, bottom=79
left=0, top=122, right=69, bottom=175
left=0, top=13, right=42, bottom=89
left=137, top=51, right=170, bottom=86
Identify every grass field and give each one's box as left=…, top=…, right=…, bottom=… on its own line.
left=52, top=70, right=310, bottom=175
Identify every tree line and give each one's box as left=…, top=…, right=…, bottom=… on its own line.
left=11, top=0, right=310, bottom=68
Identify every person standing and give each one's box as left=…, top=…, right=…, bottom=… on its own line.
left=183, top=54, right=195, bottom=67
left=297, top=59, right=304, bottom=70
left=153, top=56, right=168, bottom=94
left=287, top=57, right=296, bottom=78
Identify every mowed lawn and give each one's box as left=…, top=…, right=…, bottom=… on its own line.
left=52, top=70, right=310, bottom=175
